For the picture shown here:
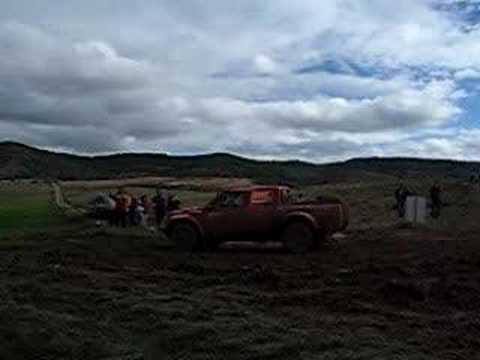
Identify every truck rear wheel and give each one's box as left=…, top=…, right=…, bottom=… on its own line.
left=171, top=222, right=201, bottom=252
left=282, top=222, right=315, bottom=254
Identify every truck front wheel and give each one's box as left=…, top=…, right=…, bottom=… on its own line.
left=282, top=222, right=315, bottom=254
left=170, top=222, right=201, bottom=252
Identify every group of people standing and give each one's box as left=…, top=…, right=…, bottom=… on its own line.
left=394, top=181, right=443, bottom=219
left=108, top=188, right=180, bottom=228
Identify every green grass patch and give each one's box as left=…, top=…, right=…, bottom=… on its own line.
left=0, top=186, right=67, bottom=239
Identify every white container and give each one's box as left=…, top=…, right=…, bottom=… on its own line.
left=405, top=196, right=427, bottom=224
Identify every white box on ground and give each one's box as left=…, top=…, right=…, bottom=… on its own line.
left=405, top=196, right=427, bottom=224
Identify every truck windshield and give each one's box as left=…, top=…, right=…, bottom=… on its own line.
left=208, top=192, right=246, bottom=208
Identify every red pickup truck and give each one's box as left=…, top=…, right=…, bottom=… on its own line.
left=164, top=185, right=349, bottom=253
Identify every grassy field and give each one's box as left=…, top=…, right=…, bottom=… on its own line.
left=301, top=178, right=480, bottom=235
left=3, top=177, right=478, bottom=239
left=0, top=179, right=221, bottom=242
left=0, top=182, right=69, bottom=239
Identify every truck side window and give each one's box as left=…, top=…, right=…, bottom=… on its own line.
left=251, top=190, right=274, bottom=205
left=220, top=192, right=245, bottom=208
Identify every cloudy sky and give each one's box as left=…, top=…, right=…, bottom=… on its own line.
left=1, top=0, right=480, bottom=162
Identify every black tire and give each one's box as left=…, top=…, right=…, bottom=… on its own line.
left=205, top=238, right=220, bottom=252
left=282, top=222, right=315, bottom=254
left=171, top=222, right=201, bottom=252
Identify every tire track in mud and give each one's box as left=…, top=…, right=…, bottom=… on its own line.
left=52, top=183, right=69, bottom=209
left=51, top=182, right=85, bottom=215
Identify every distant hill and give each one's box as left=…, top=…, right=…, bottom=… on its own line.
left=1, top=141, right=479, bottom=184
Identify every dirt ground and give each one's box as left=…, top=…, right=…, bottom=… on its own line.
left=1, top=224, right=480, bottom=360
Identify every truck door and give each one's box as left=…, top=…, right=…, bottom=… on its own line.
left=244, top=189, right=276, bottom=237
left=203, top=192, right=250, bottom=240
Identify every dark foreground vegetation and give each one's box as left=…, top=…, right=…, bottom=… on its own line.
left=1, top=225, right=480, bottom=359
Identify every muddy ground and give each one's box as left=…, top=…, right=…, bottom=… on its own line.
left=1, top=226, right=480, bottom=360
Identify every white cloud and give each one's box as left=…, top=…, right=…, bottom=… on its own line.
left=0, top=1, right=479, bottom=161
left=192, top=79, right=460, bottom=134
left=455, top=68, right=480, bottom=80
left=253, top=54, right=280, bottom=75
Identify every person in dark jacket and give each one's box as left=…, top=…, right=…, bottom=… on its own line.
left=128, top=197, right=143, bottom=226
left=152, top=189, right=167, bottom=226
left=394, top=183, right=411, bottom=218
left=430, top=181, right=442, bottom=218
